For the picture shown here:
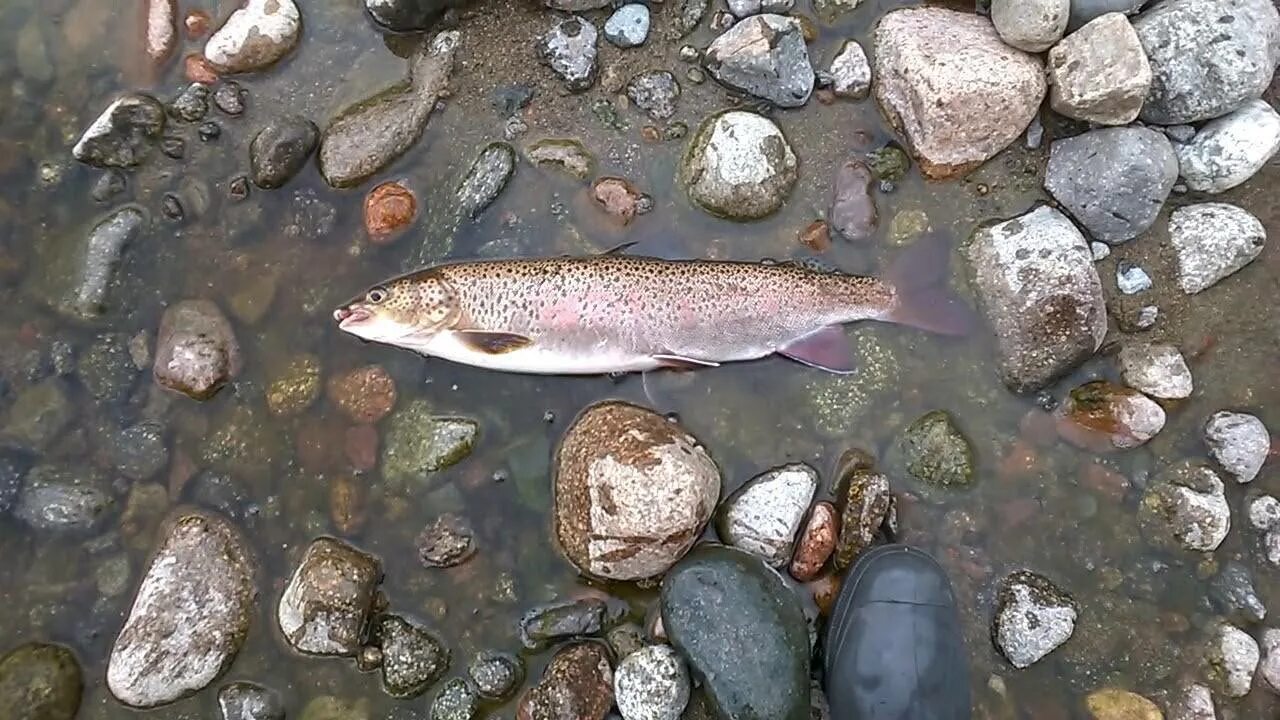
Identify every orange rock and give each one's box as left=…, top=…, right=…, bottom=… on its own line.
left=798, top=220, right=831, bottom=252
left=363, top=181, right=417, bottom=244
left=329, top=475, right=366, bottom=535
left=184, top=53, right=219, bottom=84
left=184, top=9, right=211, bottom=39
left=791, top=502, right=839, bottom=581
left=997, top=439, right=1040, bottom=481
left=590, top=177, right=644, bottom=225
left=327, top=365, right=397, bottom=423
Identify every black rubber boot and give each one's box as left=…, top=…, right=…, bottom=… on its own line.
left=824, top=544, right=972, bottom=720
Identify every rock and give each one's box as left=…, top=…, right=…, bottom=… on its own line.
left=828, top=160, right=876, bottom=242
left=789, top=502, right=838, bottom=582
left=15, top=464, right=114, bottom=533
left=833, top=464, right=891, bottom=571
left=277, top=537, right=382, bottom=656
left=1169, top=204, right=1266, bottom=294
left=107, top=421, right=170, bottom=481
left=1261, top=629, right=1280, bottom=693
left=668, top=0, right=709, bottom=39
left=727, top=0, right=794, bottom=17
left=828, top=40, right=870, bottom=100
left=527, top=139, right=595, bottom=182
left=107, top=511, right=256, bottom=708
left=72, top=94, right=165, bottom=168
left=213, top=82, right=246, bottom=115
left=1, top=378, right=73, bottom=451
left=992, top=571, right=1077, bottom=669
left=204, top=0, right=300, bottom=73
left=1084, top=689, right=1162, bottom=720
left=715, top=464, right=818, bottom=567
left=0, top=643, right=83, bottom=720
left=517, top=642, right=614, bottom=720
left=167, top=83, right=210, bottom=122
left=1209, top=561, right=1267, bottom=624
left=703, top=14, right=813, bottom=108
left=218, top=682, right=284, bottom=720
left=965, top=206, right=1106, bottom=393
left=541, top=16, right=598, bottom=92
left=381, top=400, right=478, bottom=490
left=1249, top=496, right=1280, bottom=531
left=680, top=110, right=797, bottom=220
left=1068, top=0, right=1144, bottom=31
left=1117, top=344, right=1193, bottom=400
left=1204, top=411, right=1269, bottom=484
left=79, top=333, right=142, bottom=404
left=455, top=142, right=516, bottom=220
left=319, top=32, right=460, bottom=188
left=891, top=410, right=974, bottom=491
left=1133, top=0, right=1280, bottom=124
left=429, top=678, right=480, bottom=720
left=0, top=451, right=27, bottom=516
left=546, top=0, right=611, bottom=9
left=265, top=354, right=320, bottom=417
left=46, top=206, right=146, bottom=320
left=1168, top=683, right=1215, bottom=720
left=365, top=0, right=451, bottom=32
left=364, top=182, right=417, bottom=243
left=661, top=545, right=809, bottom=720
left=153, top=300, right=242, bottom=401
left=991, top=0, right=1068, bottom=52
left=416, top=513, right=476, bottom=568
left=1117, top=261, right=1153, bottom=295
left=376, top=614, right=449, bottom=698
left=626, top=71, right=680, bottom=120
left=607, top=625, right=647, bottom=662
left=1175, top=99, right=1280, bottom=194
left=1204, top=622, right=1259, bottom=698
left=1047, top=13, right=1151, bottom=125
left=326, top=365, right=397, bottom=423
left=591, top=177, right=648, bottom=224
left=468, top=651, right=523, bottom=701
left=605, top=5, right=650, bottom=48
left=1138, top=462, right=1230, bottom=553
left=1056, top=381, right=1166, bottom=452
left=1044, top=127, right=1177, bottom=243
left=614, top=645, right=690, bottom=720
left=249, top=116, right=318, bottom=189
left=554, top=401, right=720, bottom=581
left=873, top=8, right=1045, bottom=179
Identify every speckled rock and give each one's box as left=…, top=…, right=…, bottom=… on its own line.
left=468, top=651, right=523, bottom=701
left=1204, top=622, right=1259, bottom=698
left=0, top=643, right=83, bottom=720
left=277, top=537, right=382, bottom=656
left=249, top=115, right=318, bottom=189
left=1167, top=683, right=1215, bottom=720
left=327, top=365, right=397, bottom=423
left=1259, top=629, right=1280, bottom=694
left=1047, top=13, right=1151, bottom=125
left=991, top=0, right=1068, bottom=52
left=1133, top=0, right=1280, bottom=124
left=1209, top=561, right=1267, bottom=624
left=381, top=399, right=478, bottom=491
left=265, top=354, right=321, bottom=416
left=680, top=110, right=797, bottom=221
left=1056, top=381, right=1166, bottom=452
left=1249, top=496, right=1280, bottom=532
left=715, top=464, right=818, bottom=567
left=554, top=401, right=720, bottom=581
left=992, top=571, right=1077, bottom=669
left=626, top=71, right=680, bottom=120
left=204, top=0, right=301, bottom=73
left=789, top=502, right=838, bottom=582
left=517, top=642, right=614, bottom=720
left=1117, top=343, right=1193, bottom=400
left=153, top=300, right=241, bottom=401
left=519, top=597, right=610, bottom=650
left=376, top=614, right=449, bottom=698
left=890, top=411, right=974, bottom=492
left=1118, top=262, right=1153, bottom=294
left=455, top=142, right=515, bottom=220
left=1085, top=689, right=1162, bottom=720
left=1204, top=411, right=1269, bottom=484
left=218, top=682, right=283, bottom=720
left=1170, top=204, right=1266, bottom=294
left=541, top=16, right=598, bottom=92
left=873, top=8, right=1045, bottom=179
left=107, top=511, right=256, bottom=708
left=429, top=678, right=480, bottom=720
left=1175, top=100, right=1280, bottom=194
left=828, top=40, right=870, bottom=100
left=703, top=14, right=814, bottom=108
left=614, top=645, right=690, bottom=720
left=106, top=421, right=170, bottom=481
left=965, top=206, right=1106, bottom=393
left=833, top=463, right=891, bottom=571
left=72, top=94, right=166, bottom=168
left=1138, top=462, right=1230, bottom=553
left=605, top=5, right=650, bottom=48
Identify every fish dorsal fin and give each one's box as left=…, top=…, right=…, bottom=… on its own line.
left=454, top=330, right=533, bottom=354
left=653, top=354, right=720, bottom=370
left=777, top=326, right=858, bottom=374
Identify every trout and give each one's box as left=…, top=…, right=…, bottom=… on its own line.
left=333, top=240, right=973, bottom=375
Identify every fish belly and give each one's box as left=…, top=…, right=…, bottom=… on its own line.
left=419, top=331, right=662, bottom=375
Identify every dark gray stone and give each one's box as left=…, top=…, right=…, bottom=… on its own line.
left=1209, top=561, right=1267, bottom=624
left=168, top=84, right=211, bottom=122
left=249, top=116, right=318, bottom=190
left=365, top=0, right=453, bottom=32
left=41, top=207, right=146, bottom=320
left=72, top=94, right=166, bottom=168
left=15, top=464, right=114, bottom=533
left=519, top=598, right=610, bottom=649
left=1067, top=0, right=1145, bottom=31
left=455, top=142, right=515, bottom=219
left=105, top=421, right=170, bottom=481
left=703, top=14, right=813, bottom=108
left=626, top=71, right=681, bottom=120
left=0, top=643, right=83, bottom=720
left=218, top=682, right=284, bottom=720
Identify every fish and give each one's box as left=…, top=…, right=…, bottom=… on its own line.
left=332, top=236, right=974, bottom=375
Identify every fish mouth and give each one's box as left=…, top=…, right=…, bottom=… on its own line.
left=334, top=305, right=373, bottom=330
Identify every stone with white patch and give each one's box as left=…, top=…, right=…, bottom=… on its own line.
left=1249, top=496, right=1280, bottom=532
left=1260, top=629, right=1280, bottom=694
left=1168, top=683, right=1216, bottom=720
left=1175, top=100, right=1280, bottom=194
left=1170, top=204, right=1266, bottom=294
left=277, top=537, right=382, bottom=656
left=614, top=645, right=690, bottom=720
left=204, top=0, right=301, bottom=74
left=1204, top=622, right=1259, bottom=699
left=1138, top=462, right=1230, bottom=553
left=1204, top=411, right=1270, bottom=484
left=715, top=464, right=818, bottom=567
left=992, top=571, right=1077, bottom=669
left=1117, top=343, right=1193, bottom=400
left=828, top=40, right=870, bottom=100
left=680, top=110, right=797, bottom=221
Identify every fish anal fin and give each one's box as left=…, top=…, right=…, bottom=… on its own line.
left=778, top=326, right=858, bottom=374
left=454, top=330, right=533, bottom=354
left=652, top=354, right=720, bottom=370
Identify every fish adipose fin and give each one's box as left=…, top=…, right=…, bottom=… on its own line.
left=454, top=330, right=533, bottom=354
left=882, top=233, right=977, bottom=337
left=653, top=354, right=720, bottom=370
left=778, top=326, right=857, bottom=374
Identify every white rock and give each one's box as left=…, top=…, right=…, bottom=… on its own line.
left=1204, top=411, right=1270, bottom=484
left=829, top=40, right=870, bottom=100
left=1168, top=683, right=1216, bottom=720
left=1249, top=496, right=1280, bottom=532
left=277, top=538, right=382, bottom=656
left=1169, top=203, right=1266, bottom=294
left=1175, top=100, right=1280, bottom=194
left=717, top=464, right=818, bottom=567
left=1139, top=463, right=1230, bottom=552
left=680, top=110, right=797, bottom=220
left=204, top=0, right=301, bottom=74
left=992, top=571, right=1077, bottom=669
left=1117, top=343, right=1193, bottom=399
left=1261, top=629, right=1280, bottom=694
left=604, top=4, right=650, bottom=49
left=614, top=645, right=691, bottom=720
left=1269, top=532, right=1280, bottom=566
left=1091, top=242, right=1111, bottom=261
left=703, top=14, right=814, bottom=108
left=1116, top=262, right=1152, bottom=294
left=992, top=0, right=1069, bottom=52
left=1204, top=623, right=1259, bottom=699
left=1047, top=12, right=1152, bottom=125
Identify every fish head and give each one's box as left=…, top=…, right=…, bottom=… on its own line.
left=333, top=271, right=460, bottom=346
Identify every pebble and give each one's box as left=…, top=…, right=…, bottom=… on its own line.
left=363, top=181, right=417, bottom=242
left=1168, top=683, right=1216, bottom=720
left=218, top=682, right=284, bottom=720
left=14, top=464, right=114, bottom=533
left=455, top=142, right=516, bottom=220
left=789, top=502, right=838, bottom=582
left=416, top=513, right=476, bottom=567
left=1260, top=629, right=1280, bottom=693
left=0, top=643, right=83, bottom=720
left=381, top=400, right=478, bottom=489
left=153, top=300, right=242, bottom=401
left=277, top=537, right=383, bottom=656
left=107, top=421, right=170, bottom=481
left=1044, top=127, right=1177, bottom=244
left=891, top=410, right=975, bottom=494
left=680, top=110, right=797, bottom=220
left=517, top=643, right=614, bottom=720
left=376, top=614, right=449, bottom=698
left=834, top=460, right=892, bottom=570
left=185, top=53, right=220, bottom=83
left=1204, top=622, right=1259, bottom=698
left=249, top=115, right=319, bottom=189
left=72, top=94, right=166, bottom=168
left=467, top=651, right=523, bottom=700
left=798, top=220, right=832, bottom=252
left=614, top=645, right=690, bottom=720
left=605, top=5, right=650, bottom=48
left=91, top=170, right=127, bottom=203
left=1133, top=0, right=1280, bottom=124
left=327, top=365, right=398, bottom=423
left=1209, top=561, right=1267, bottom=624
left=1138, top=461, right=1230, bottom=553
left=1175, top=99, right=1280, bottom=194
left=145, top=0, right=177, bottom=64
left=828, top=40, right=870, bottom=100
left=591, top=177, right=647, bottom=225
left=1047, top=12, right=1151, bottom=125
left=716, top=464, right=819, bottom=567
left=0, top=379, right=74, bottom=451
left=429, top=678, right=480, bottom=720
left=541, top=16, right=599, bottom=92
left=161, top=136, right=185, bottom=159
left=204, top=0, right=301, bottom=73
left=1204, top=411, right=1270, bottom=484
left=874, top=7, right=1044, bottom=178
left=1056, top=381, right=1166, bottom=452
left=1068, top=0, right=1144, bottom=31
left=266, top=354, right=321, bottom=416
left=1249, top=496, right=1280, bottom=531
left=365, top=0, right=448, bottom=32
left=1091, top=242, right=1110, bottom=261
left=1085, top=689, right=1162, bottom=720
left=992, top=571, right=1078, bottom=669
left=526, top=138, right=595, bottom=182
left=703, top=14, right=814, bottom=108
left=991, top=0, right=1068, bottom=52
left=626, top=71, right=680, bottom=120
left=1169, top=203, right=1266, bottom=294
left=1117, top=343, right=1193, bottom=400
left=198, top=121, right=221, bottom=141
left=107, top=512, right=255, bottom=708
left=167, top=83, right=210, bottom=122
left=710, top=10, right=735, bottom=31
left=161, top=194, right=184, bottom=222
left=829, top=160, right=877, bottom=242
left=1116, top=261, right=1152, bottom=294
left=213, top=82, right=246, bottom=115
left=670, top=0, right=709, bottom=38
left=554, top=401, right=720, bottom=581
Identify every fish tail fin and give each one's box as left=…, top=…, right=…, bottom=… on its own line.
left=881, top=233, right=977, bottom=337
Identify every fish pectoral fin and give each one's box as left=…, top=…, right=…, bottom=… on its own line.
left=652, top=354, right=720, bottom=370
left=778, top=326, right=858, bottom=374
left=453, top=330, right=534, bottom=354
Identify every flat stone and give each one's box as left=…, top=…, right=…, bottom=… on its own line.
left=1047, top=13, right=1151, bottom=125
left=277, top=537, right=382, bottom=656
left=715, top=464, right=818, bottom=567
left=1204, top=411, right=1270, bottom=484
left=991, top=0, right=1068, bottom=52
left=1117, top=343, right=1193, bottom=399
left=204, top=0, right=300, bottom=73
left=703, top=14, right=814, bottom=108
left=680, top=110, right=797, bottom=221
left=1175, top=99, right=1280, bottom=194
left=1169, top=203, right=1266, bottom=294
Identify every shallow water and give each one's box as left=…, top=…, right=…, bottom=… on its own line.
left=0, top=0, right=1277, bottom=717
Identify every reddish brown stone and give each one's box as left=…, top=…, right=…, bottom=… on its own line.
left=1078, top=461, right=1129, bottom=502
left=640, top=125, right=661, bottom=142
left=798, top=220, right=831, bottom=252
left=183, top=9, right=211, bottom=38
left=790, top=501, right=839, bottom=582
left=344, top=424, right=378, bottom=472
left=184, top=53, right=219, bottom=84
left=590, top=177, right=644, bottom=225
left=327, top=365, right=397, bottom=423
left=1055, top=381, right=1166, bottom=453
left=997, top=439, right=1040, bottom=481
left=517, top=643, right=613, bottom=720
left=329, top=475, right=366, bottom=536
left=363, top=181, right=417, bottom=244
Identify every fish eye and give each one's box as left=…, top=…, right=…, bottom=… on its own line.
left=366, top=287, right=389, bottom=304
